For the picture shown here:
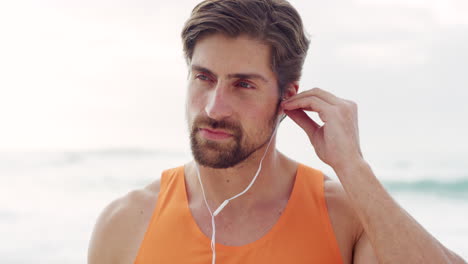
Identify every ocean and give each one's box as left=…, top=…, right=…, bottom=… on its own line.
left=0, top=149, right=467, bottom=263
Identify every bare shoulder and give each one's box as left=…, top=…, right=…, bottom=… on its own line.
left=88, top=179, right=161, bottom=264
left=323, top=174, right=363, bottom=263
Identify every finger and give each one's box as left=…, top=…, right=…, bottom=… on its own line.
left=284, top=87, right=342, bottom=106
left=282, top=96, right=330, bottom=120
left=284, top=109, right=321, bottom=138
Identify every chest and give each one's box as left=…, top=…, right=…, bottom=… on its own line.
left=189, top=199, right=288, bottom=246
left=190, top=199, right=354, bottom=264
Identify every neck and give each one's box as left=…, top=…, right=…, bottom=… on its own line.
left=186, top=139, right=297, bottom=214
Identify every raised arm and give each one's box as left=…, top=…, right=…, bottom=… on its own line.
left=338, top=160, right=467, bottom=264
left=282, top=87, right=466, bottom=263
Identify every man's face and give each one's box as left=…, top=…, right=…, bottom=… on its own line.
left=186, top=34, right=281, bottom=169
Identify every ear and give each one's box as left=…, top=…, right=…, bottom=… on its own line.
left=282, top=81, right=299, bottom=100
left=277, top=81, right=299, bottom=120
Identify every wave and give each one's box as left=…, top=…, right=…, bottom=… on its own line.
left=1, top=149, right=468, bottom=199
left=383, top=178, right=468, bottom=198
left=0, top=148, right=189, bottom=169
left=59, top=148, right=187, bottom=163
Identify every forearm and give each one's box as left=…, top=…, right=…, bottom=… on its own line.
left=335, top=159, right=466, bottom=264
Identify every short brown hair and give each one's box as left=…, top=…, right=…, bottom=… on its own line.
left=181, top=0, right=310, bottom=96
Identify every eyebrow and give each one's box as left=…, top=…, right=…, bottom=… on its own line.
left=191, top=64, right=269, bottom=83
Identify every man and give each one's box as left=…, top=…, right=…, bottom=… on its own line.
left=88, top=0, right=466, bottom=263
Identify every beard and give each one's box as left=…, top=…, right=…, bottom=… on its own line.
left=189, top=107, right=279, bottom=169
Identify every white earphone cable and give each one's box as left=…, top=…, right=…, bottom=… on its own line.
left=195, top=118, right=281, bottom=264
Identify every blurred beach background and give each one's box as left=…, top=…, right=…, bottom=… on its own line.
left=0, top=0, right=467, bottom=263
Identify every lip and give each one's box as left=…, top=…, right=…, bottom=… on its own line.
left=199, top=128, right=233, bottom=140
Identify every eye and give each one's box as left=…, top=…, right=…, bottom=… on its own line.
left=195, top=73, right=211, bottom=81
left=236, top=81, right=255, bottom=89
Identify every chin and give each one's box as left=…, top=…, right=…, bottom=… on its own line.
left=191, top=145, right=238, bottom=169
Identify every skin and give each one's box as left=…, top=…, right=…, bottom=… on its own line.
left=88, top=34, right=467, bottom=264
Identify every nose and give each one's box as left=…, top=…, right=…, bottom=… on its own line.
left=204, top=82, right=233, bottom=120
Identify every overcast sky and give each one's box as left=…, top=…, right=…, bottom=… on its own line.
left=0, top=0, right=467, bottom=165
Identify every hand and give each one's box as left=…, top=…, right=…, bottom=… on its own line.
left=281, top=87, right=363, bottom=171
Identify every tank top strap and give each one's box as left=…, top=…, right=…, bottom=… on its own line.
left=293, top=164, right=344, bottom=263
left=134, top=166, right=186, bottom=264
left=294, top=164, right=325, bottom=212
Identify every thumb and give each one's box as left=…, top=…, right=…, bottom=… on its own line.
left=284, top=109, right=320, bottom=138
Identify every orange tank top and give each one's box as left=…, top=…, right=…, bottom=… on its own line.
left=134, top=163, right=344, bottom=264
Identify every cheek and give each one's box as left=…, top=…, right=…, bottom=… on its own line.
left=248, top=103, right=279, bottom=128
left=186, top=83, right=204, bottom=110
left=186, top=84, right=207, bottom=125
left=244, top=108, right=272, bottom=129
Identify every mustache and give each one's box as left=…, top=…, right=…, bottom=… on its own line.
left=192, top=115, right=242, bottom=137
